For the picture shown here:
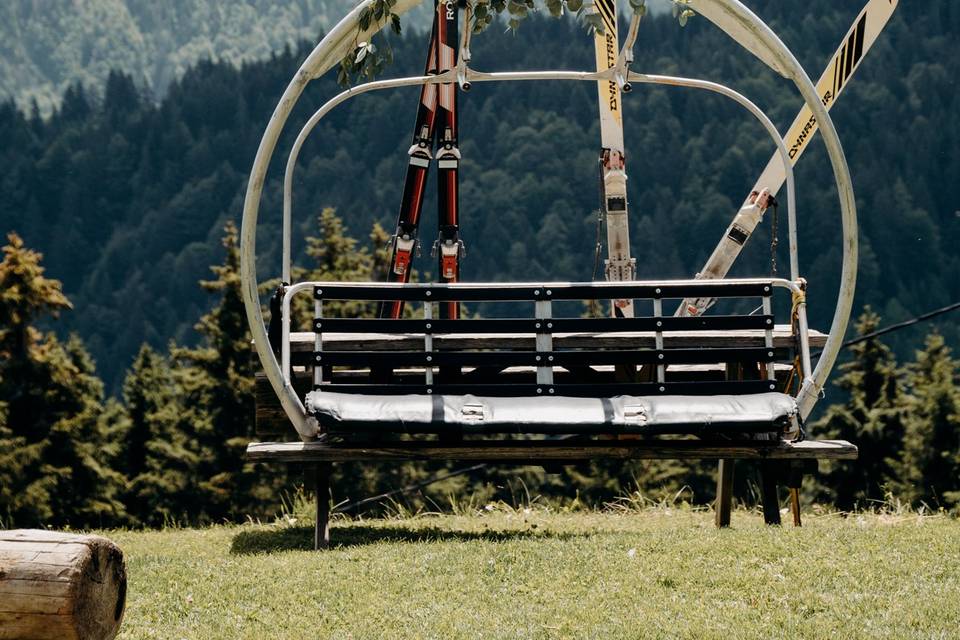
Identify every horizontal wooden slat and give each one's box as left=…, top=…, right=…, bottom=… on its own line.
left=247, top=439, right=858, bottom=463
left=278, top=326, right=826, bottom=352
left=311, top=380, right=778, bottom=396
left=313, top=315, right=775, bottom=335
left=304, top=347, right=788, bottom=368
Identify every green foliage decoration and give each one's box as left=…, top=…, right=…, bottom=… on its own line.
left=338, top=0, right=653, bottom=85
left=671, top=1, right=695, bottom=27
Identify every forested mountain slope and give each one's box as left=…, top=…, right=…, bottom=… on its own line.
left=1, top=0, right=957, bottom=390
left=0, top=0, right=360, bottom=113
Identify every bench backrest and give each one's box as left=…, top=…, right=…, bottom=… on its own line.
left=283, top=279, right=802, bottom=398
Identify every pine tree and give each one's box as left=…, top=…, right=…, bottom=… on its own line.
left=369, top=221, right=392, bottom=280
left=120, top=344, right=201, bottom=526
left=39, top=336, right=127, bottom=527
left=294, top=207, right=378, bottom=320
left=811, top=309, right=908, bottom=510
left=0, top=233, right=71, bottom=361
left=0, top=233, right=125, bottom=527
left=174, top=220, right=279, bottom=521
left=896, top=334, right=960, bottom=511
left=0, top=377, right=28, bottom=527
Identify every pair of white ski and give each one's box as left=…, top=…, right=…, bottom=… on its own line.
left=592, top=0, right=900, bottom=318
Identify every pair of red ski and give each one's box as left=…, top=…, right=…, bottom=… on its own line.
left=379, top=0, right=463, bottom=320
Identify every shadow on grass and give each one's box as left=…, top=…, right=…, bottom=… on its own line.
left=230, top=522, right=580, bottom=555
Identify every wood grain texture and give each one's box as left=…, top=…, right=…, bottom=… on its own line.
left=255, top=371, right=309, bottom=437
left=247, top=439, right=858, bottom=463
left=278, top=326, right=828, bottom=351
left=0, top=530, right=126, bottom=640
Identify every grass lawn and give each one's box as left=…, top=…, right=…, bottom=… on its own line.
left=109, top=506, right=960, bottom=639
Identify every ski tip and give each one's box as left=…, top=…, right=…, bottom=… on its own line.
left=881, top=0, right=900, bottom=25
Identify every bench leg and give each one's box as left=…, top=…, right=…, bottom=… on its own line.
left=786, top=464, right=805, bottom=527
left=789, top=488, right=802, bottom=527
left=759, top=461, right=781, bottom=526
left=314, top=463, right=332, bottom=550
left=714, top=459, right=734, bottom=528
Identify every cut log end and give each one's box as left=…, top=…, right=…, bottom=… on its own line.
left=75, top=536, right=127, bottom=639
left=0, top=530, right=126, bottom=640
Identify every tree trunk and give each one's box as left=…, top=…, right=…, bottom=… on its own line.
left=0, top=530, right=126, bottom=640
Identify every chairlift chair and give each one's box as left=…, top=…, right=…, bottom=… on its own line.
left=242, top=0, right=859, bottom=546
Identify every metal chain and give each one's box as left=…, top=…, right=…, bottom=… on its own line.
left=591, top=156, right=606, bottom=283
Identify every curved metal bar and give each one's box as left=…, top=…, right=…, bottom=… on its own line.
left=282, top=69, right=616, bottom=284
left=687, top=0, right=857, bottom=419
left=283, top=68, right=797, bottom=296
left=282, top=70, right=456, bottom=284
left=242, top=0, right=432, bottom=440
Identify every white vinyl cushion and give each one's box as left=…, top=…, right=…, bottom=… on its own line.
left=305, top=391, right=799, bottom=436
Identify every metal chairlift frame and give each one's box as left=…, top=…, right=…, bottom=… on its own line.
left=241, top=0, right=857, bottom=443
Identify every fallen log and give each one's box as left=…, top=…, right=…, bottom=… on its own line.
left=0, top=530, right=126, bottom=640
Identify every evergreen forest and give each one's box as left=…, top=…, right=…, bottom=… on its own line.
left=1, top=0, right=959, bottom=528
left=0, top=0, right=363, bottom=114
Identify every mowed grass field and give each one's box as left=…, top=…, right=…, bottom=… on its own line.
left=109, top=507, right=960, bottom=639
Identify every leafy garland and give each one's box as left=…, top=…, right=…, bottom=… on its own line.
left=338, top=0, right=694, bottom=86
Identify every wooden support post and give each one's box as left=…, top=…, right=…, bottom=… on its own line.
left=714, top=458, right=734, bottom=528
left=314, top=463, right=331, bottom=550
left=714, top=362, right=742, bottom=527
left=786, top=463, right=805, bottom=527
left=789, top=488, right=802, bottom=527
left=759, top=460, right=781, bottom=525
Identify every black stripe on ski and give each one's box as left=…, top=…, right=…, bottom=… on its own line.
left=844, top=30, right=856, bottom=79
left=852, top=14, right=867, bottom=67
left=593, top=0, right=617, bottom=33
left=833, top=51, right=841, bottom=96
left=835, top=11, right=869, bottom=97
left=594, top=0, right=616, bottom=23
left=597, top=11, right=614, bottom=35
left=836, top=44, right=846, bottom=92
